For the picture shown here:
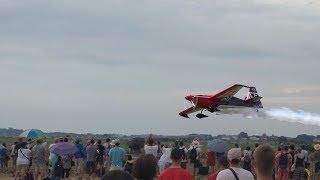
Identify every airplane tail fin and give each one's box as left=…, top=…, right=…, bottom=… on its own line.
left=246, top=87, right=263, bottom=108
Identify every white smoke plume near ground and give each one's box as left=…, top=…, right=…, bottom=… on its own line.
left=219, top=107, right=320, bottom=126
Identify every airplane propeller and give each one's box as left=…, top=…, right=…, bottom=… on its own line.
left=191, top=96, right=198, bottom=109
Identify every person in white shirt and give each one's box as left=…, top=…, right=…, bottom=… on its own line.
left=144, top=135, right=158, bottom=158
left=15, top=143, right=31, bottom=179
left=217, top=148, right=254, bottom=180
left=158, top=145, right=172, bottom=171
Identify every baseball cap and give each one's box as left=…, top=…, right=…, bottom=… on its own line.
left=227, top=148, right=242, bottom=161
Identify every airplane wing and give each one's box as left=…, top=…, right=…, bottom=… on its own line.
left=210, top=84, right=246, bottom=101
left=179, top=106, right=202, bottom=118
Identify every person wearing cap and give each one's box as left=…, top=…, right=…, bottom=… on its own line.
left=208, top=155, right=229, bottom=180
left=159, top=148, right=193, bottom=180
left=309, top=144, right=320, bottom=179
left=216, top=148, right=254, bottom=180
left=108, top=139, right=125, bottom=171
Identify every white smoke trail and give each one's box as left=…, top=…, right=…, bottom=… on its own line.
left=262, top=107, right=320, bottom=126
left=219, top=107, right=320, bottom=126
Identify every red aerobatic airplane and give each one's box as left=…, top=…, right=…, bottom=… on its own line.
left=179, top=84, right=263, bottom=118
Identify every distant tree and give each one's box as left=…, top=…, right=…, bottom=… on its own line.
left=238, top=132, right=249, bottom=139
left=296, top=134, right=315, bottom=143
left=278, top=136, right=288, bottom=143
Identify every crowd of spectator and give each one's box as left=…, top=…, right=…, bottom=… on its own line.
left=1, top=134, right=320, bottom=180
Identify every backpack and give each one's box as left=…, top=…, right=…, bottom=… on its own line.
left=189, top=147, right=197, bottom=163
left=198, top=164, right=209, bottom=175
left=179, top=148, right=186, bottom=160
left=279, top=153, right=288, bottom=169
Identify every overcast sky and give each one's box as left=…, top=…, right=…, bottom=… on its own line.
left=1, top=0, right=320, bottom=137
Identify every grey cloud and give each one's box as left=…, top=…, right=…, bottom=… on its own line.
left=0, top=0, right=320, bottom=136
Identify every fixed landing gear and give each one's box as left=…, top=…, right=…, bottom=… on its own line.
left=196, top=113, right=208, bottom=118
left=196, top=109, right=209, bottom=119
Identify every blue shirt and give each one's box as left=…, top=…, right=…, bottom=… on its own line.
left=74, top=144, right=84, bottom=159
left=108, top=146, right=125, bottom=166
left=49, top=153, right=58, bottom=173
left=0, top=147, right=8, bottom=159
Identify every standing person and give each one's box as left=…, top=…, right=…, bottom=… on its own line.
left=188, top=140, right=201, bottom=174
left=178, top=141, right=188, bottom=169
left=31, top=139, right=48, bottom=180
left=305, top=162, right=311, bottom=180
left=50, top=153, right=64, bottom=180
left=159, top=148, right=193, bottom=180
left=74, top=139, right=85, bottom=178
left=301, top=145, right=309, bottom=163
left=11, top=142, right=18, bottom=176
left=292, top=147, right=306, bottom=180
left=156, top=141, right=162, bottom=160
left=60, top=137, right=73, bottom=179
left=309, top=144, right=320, bottom=180
left=144, top=135, right=158, bottom=158
left=61, top=153, right=73, bottom=179
left=103, top=138, right=111, bottom=172
left=289, top=144, right=295, bottom=166
left=252, top=144, right=275, bottom=180
left=216, top=148, right=254, bottom=180
left=15, top=142, right=31, bottom=179
left=12, top=138, right=24, bottom=176
left=108, top=140, right=125, bottom=171
left=84, top=139, right=97, bottom=180
left=133, top=154, right=158, bottom=180
left=0, top=143, right=9, bottom=174
left=188, top=140, right=201, bottom=163
left=124, top=154, right=134, bottom=175
left=158, top=144, right=172, bottom=171
left=275, top=146, right=292, bottom=180
left=96, top=139, right=106, bottom=176
left=208, top=156, right=229, bottom=180
left=207, top=150, right=216, bottom=173
left=242, top=146, right=252, bottom=172
left=103, top=138, right=111, bottom=150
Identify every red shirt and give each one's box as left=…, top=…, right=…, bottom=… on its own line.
left=159, top=167, right=193, bottom=180
left=207, top=151, right=216, bottom=167
left=207, top=172, right=218, bottom=180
